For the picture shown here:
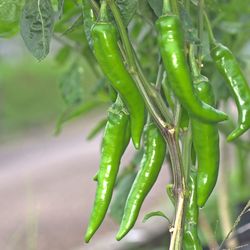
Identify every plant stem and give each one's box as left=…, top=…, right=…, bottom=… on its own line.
left=197, top=0, right=204, bottom=68
left=219, top=200, right=250, bottom=249
left=218, top=138, right=238, bottom=249
left=203, top=11, right=217, bottom=45
left=155, top=64, right=164, bottom=90
left=106, top=0, right=137, bottom=71
left=89, top=0, right=99, bottom=16
left=182, top=124, right=192, bottom=180
left=107, top=2, right=187, bottom=248
left=171, top=0, right=179, bottom=14
left=165, top=131, right=185, bottom=250
left=107, top=0, right=173, bottom=126
left=185, top=0, right=190, bottom=13
left=189, top=44, right=200, bottom=77
left=163, top=0, right=171, bottom=14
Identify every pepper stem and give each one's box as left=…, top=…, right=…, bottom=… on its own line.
left=163, top=0, right=171, bottom=14
left=189, top=44, right=200, bottom=78
left=99, top=0, right=108, bottom=21
left=204, top=11, right=217, bottom=45
left=197, top=0, right=204, bottom=68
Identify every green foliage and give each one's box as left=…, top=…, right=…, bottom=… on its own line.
left=0, top=59, right=62, bottom=140
left=143, top=211, right=170, bottom=223
left=87, top=118, right=107, bottom=140
left=0, top=0, right=24, bottom=37
left=1, top=0, right=250, bottom=247
left=109, top=170, right=137, bottom=224
left=20, top=0, right=55, bottom=60
left=116, top=0, right=138, bottom=26
left=59, top=61, right=83, bottom=105
left=147, top=0, right=163, bottom=17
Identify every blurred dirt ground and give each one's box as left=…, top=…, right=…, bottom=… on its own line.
left=0, top=112, right=171, bottom=250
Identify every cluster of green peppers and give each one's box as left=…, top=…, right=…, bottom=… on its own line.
left=83, top=0, right=250, bottom=246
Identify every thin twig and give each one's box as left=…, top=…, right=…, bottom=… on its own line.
left=219, top=201, right=250, bottom=249
left=163, top=130, right=186, bottom=250
left=218, top=138, right=238, bottom=249
left=197, top=0, right=204, bottom=68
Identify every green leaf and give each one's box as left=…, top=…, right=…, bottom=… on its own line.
left=54, top=46, right=71, bottom=65
left=179, top=4, right=199, bottom=44
left=20, top=0, right=55, bottom=60
left=143, top=211, right=170, bottom=224
left=0, top=0, right=25, bottom=22
left=0, top=23, right=18, bottom=38
left=87, top=118, right=107, bottom=140
left=0, top=0, right=24, bottom=38
left=54, top=97, right=109, bottom=135
left=147, top=0, right=163, bottom=17
left=116, top=0, right=138, bottom=26
left=59, top=61, right=83, bottom=106
left=109, top=170, right=137, bottom=224
left=62, top=14, right=83, bottom=36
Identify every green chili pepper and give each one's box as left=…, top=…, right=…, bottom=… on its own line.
left=183, top=170, right=202, bottom=250
left=156, top=14, right=228, bottom=123
left=116, top=122, right=166, bottom=240
left=85, top=99, right=130, bottom=243
left=191, top=78, right=220, bottom=208
left=91, top=21, right=145, bottom=149
left=211, top=43, right=250, bottom=141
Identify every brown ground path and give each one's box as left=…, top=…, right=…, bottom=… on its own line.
left=0, top=113, right=171, bottom=250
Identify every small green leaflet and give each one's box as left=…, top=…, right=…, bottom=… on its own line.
left=116, top=0, right=137, bottom=26
left=87, top=118, right=107, bottom=140
left=59, top=62, right=83, bottom=106
left=109, top=171, right=137, bottom=224
left=20, top=0, right=55, bottom=60
left=147, top=0, right=163, bottom=17
left=143, top=211, right=170, bottom=224
left=0, top=0, right=23, bottom=23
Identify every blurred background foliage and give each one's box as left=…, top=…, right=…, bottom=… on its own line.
left=0, top=0, right=250, bottom=249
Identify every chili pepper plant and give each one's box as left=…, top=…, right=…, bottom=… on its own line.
left=1, top=0, right=250, bottom=249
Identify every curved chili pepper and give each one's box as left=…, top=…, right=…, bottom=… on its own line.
left=211, top=43, right=250, bottom=141
left=91, top=21, right=145, bottom=149
left=156, top=15, right=228, bottom=123
left=184, top=170, right=202, bottom=250
left=191, top=78, right=220, bottom=207
left=85, top=100, right=130, bottom=243
left=116, top=123, right=166, bottom=240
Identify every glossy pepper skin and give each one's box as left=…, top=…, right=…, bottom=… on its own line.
left=156, top=15, right=228, bottom=123
left=183, top=170, right=202, bottom=250
left=211, top=43, right=250, bottom=141
left=191, top=79, right=220, bottom=207
left=85, top=101, right=130, bottom=243
left=91, top=22, right=145, bottom=149
left=116, top=123, right=166, bottom=240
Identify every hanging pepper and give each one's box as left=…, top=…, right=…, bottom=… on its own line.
left=91, top=11, right=145, bottom=149
left=210, top=42, right=250, bottom=141
left=183, top=170, right=202, bottom=250
left=156, top=14, right=228, bottom=123
left=85, top=99, right=130, bottom=243
left=116, top=122, right=166, bottom=240
left=191, top=78, right=220, bottom=207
